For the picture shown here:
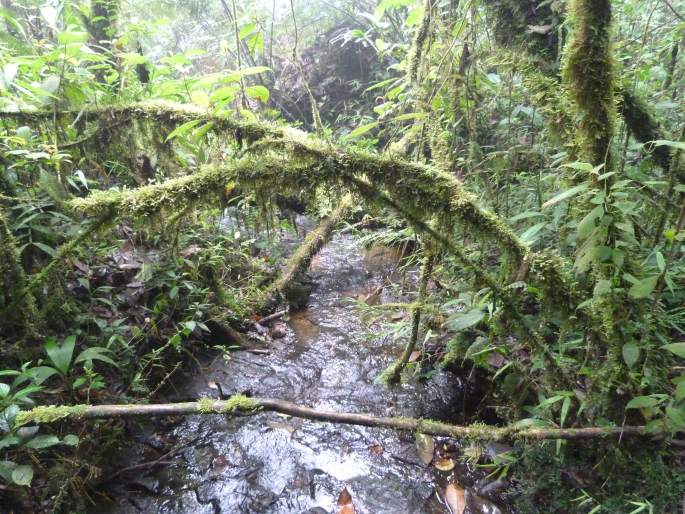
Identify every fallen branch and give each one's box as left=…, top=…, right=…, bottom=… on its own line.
left=16, top=395, right=651, bottom=441
left=257, top=193, right=354, bottom=310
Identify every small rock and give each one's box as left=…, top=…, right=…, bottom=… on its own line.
left=271, top=322, right=288, bottom=338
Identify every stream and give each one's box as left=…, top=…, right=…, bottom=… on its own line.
left=96, top=225, right=510, bottom=514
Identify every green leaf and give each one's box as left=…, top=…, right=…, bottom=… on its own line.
left=625, top=396, right=659, bottom=409
left=74, top=347, right=118, bottom=368
left=11, top=464, right=33, bottom=486
left=676, top=381, right=685, bottom=403
left=0, top=383, right=9, bottom=398
left=593, top=279, right=611, bottom=297
left=62, top=434, right=79, bottom=446
left=32, top=242, right=57, bottom=257
left=542, top=183, right=589, bottom=209
left=577, top=206, right=603, bottom=240
left=238, top=22, right=257, bottom=39
left=662, top=343, right=685, bottom=358
left=650, top=139, right=685, bottom=151
left=560, top=396, right=571, bottom=428
left=0, top=460, right=17, bottom=483
left=445, top=309, right=485, bottom=332
left=165, top=119, right=203, bottom=142
left=45, top=336, right=75, bottom=376
left=622, top=342, right=639, bottom=368
left=628, top=275, right=659, bottom=299
left=348, top=122, right=379, bottom=138
left=24, top=434, right=61, bottom=449
left=245, top=85, right=269, bottom=103
left=519, top=222, right=547, bottom=243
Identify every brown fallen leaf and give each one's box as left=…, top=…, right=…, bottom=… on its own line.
left=336, top=487, right=356, bottom=514
left=408, top=350, right=422, bottom=363
left=368, top=441, right=384, bottom=455
left=443, top=483, right=466, bottom=514
left=434, top=456, right=456, bottom=471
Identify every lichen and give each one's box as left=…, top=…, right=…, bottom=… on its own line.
left=15, top=404, right=88, bottom=426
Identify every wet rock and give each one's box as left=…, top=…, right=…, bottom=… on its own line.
left=271, top=322, right=288, bottom=338
left=419, top=371, right=465, bottom=421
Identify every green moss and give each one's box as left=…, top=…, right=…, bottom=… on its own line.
left=562, top=0, right=616, bottom=166
left=196, top=394, right=259, bottom=414
left=197, top=397, right=218, bottom=413
left=619, top=88, right=672, bottom=172
left=0, top=210, right=39, bottom=340
left=483, top=0, right=564, bottom=67
left=221, top=394, right=259, bottom=413
left=16, top=404, right=88, bottom=426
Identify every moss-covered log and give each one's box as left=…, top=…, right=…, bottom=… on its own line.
left=49, top=103, right=581, bottom=316
left=68, top=162, right=243, bottom=219
left=16, top=395, right=652, bottom=441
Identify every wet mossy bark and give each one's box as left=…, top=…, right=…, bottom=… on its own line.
left=0, top=210, right=39, bottom=342
left=562, top=0, right=615, bottom=167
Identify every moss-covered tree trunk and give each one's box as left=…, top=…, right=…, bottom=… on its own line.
left=0, top=210, right=38, bottom=342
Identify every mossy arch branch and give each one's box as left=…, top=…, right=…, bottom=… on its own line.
left=9, top=102, right=580, bottom=313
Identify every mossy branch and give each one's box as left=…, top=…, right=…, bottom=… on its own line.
left=254, top=193, right=354, bottom=311
left=16, top=396, right=652, bottom=441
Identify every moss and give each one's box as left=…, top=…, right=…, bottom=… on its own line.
left=407, top=0, right=433, bottom=84
left=197, top=397, right=218, bottom=414
left=483, top=0, right=565, bottom=67
left=196, top=394, right=259, bottom=414
left=221, top=394, right=259, bottom=413
left=562, top=0, right=616, bottom=166
left=0, top=210, right=39, bottom=340
left=15, top=404, right=88, bottom=426
left=619, top=88, right=672, bottom=172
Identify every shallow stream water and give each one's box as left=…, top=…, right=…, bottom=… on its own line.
left=96, top=227, right=509, bottom=514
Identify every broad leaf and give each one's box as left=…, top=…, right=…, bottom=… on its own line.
left=45, top=336, right=75, bottom=376
left=445, top=310, right=485, bottom=332
left=542, top=184, right=589, bottom=209
left=662, top=343, right=685, bottom=359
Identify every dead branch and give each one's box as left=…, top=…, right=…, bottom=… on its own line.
left=17, top=395, right=653, bottom=442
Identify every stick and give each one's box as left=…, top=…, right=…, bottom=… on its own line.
left=17, top=395, right=652, bottom=441
left=257, top=309, right=288, bottom=325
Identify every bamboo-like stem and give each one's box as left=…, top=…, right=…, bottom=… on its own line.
left=16, top=396, right=652, bottom=441
left=387, top=253, right=433, bottom=384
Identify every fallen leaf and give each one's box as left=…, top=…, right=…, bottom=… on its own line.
left=207, top=381, right=218, bottom=390
left=368, top=441, right=384, bottom=455
left=443, top=483, right=466, bottom=514
left=408, top=350, right=422, bottom=363
left=415, top=433, right=435, bottom=465
left=336, top=487, right=356, bottom=514
left=434, top=457, right=456, bottom=471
